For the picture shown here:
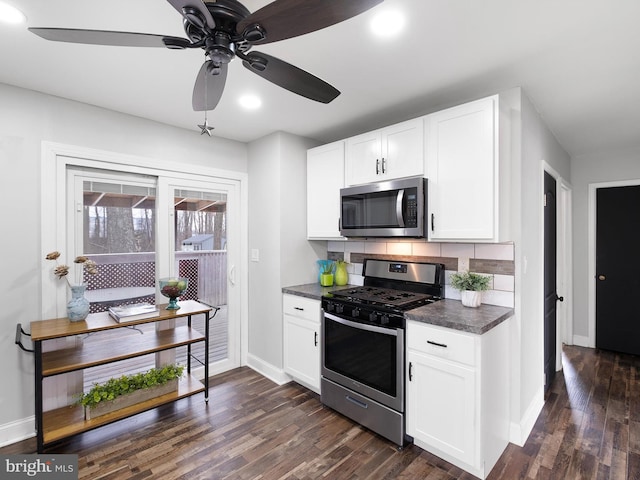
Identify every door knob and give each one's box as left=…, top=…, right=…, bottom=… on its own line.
left=598, top=275, right=606, bottom=281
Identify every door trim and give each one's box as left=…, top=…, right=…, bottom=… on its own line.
left=587, top=178, right=640, bottom=348
left=542, top=162, right=572, bottom=371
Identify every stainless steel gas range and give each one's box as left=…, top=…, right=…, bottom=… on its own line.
left=320, top=259, right=445, bottom=446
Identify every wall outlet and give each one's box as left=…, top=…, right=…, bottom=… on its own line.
left=251, top=249, right=260, bottom=262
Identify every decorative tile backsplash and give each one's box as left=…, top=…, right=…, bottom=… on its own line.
left=327, top=240, right=515, bottom=308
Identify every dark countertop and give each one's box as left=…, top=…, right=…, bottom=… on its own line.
left=283, top=284, right=513, bottom=335
left=282, top=283, right=357, bottom=300
left=405, top=299, right=514, bottom=335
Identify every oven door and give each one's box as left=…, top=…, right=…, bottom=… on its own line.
left=321, top=311, right=405, bottom=412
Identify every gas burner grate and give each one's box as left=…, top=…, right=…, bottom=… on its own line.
left=330, top=286, right=433, bottom=309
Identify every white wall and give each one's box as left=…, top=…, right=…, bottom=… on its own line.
left=571, top=146, right=640, bottom=342
left=246, top=131, right=324, bottom=380
left=514, top=91, right=571, bottom=443
left=0, top=83, right=247, bottom=446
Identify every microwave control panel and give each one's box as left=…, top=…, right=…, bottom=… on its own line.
left=406, top=191, right=418, bottom=227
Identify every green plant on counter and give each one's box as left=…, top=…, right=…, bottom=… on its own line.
left=450, top=271, right=491, bottom=292
left=79, top=364, right=184, bottom=407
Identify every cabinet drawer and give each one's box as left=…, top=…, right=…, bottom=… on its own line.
left=283, top=295, right=320, bottom=323
left=407, top=321, right=476, bottom=367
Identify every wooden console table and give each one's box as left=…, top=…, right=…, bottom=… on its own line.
left=27, top=300, right=213, bottom=452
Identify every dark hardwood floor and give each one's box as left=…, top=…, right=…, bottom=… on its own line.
left=3, top=345, right=640, bottom=479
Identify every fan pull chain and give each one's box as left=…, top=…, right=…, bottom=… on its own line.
left=198, top=63, right=214, bottom=136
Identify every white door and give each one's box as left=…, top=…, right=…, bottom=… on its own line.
left=160, top=176, right=241, bottom=376
left=68, top=168, right=241, bottom=383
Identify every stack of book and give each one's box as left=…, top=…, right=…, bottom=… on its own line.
left=108, top=303, right=160, bottom=323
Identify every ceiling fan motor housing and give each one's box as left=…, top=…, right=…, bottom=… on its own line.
left=206, top=32, right=235, bottom=64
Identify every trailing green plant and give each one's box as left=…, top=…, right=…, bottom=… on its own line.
left=450, top=271, right=491, bottom=292
left=79, top=364, right=184, bottom=407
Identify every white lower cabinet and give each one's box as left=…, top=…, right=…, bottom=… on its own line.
left=283, top=294, right=321, bottom=394
left=406, top=320, right=510, bottom=479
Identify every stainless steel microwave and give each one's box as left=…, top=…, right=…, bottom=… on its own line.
left=339, top=176, right=427, bottom=237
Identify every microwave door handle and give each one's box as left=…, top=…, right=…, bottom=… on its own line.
left=396, top=189, right=405, bottom=227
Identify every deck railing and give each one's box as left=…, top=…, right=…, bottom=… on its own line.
left=85, top=251, right=227, bottom=311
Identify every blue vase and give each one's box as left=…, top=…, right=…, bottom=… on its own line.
left=67, top=284, right=90, bottom=322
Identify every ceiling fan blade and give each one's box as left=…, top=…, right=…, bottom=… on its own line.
left=29, top=27, right=190, bottom=48
left=167, top=0, right=216, bottom=30
left=193, top=61, right=228, bottom=111
left=242, top=52, right=340, bottom=104
left=237, top=0, right=383, bottom=44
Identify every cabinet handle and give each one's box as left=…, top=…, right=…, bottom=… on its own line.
left=376, top=158, right=380, bottom=175
left=294, top=307, right=304, bottom=311
left=408, top=361, right=413, bottom=381
left=381, top=157, right=386, bottom=173
left=314, top=331, right=318, bottom=346
left=431, top=213, right=435, bottom=232
left=427, top=340, right=448, bottom=348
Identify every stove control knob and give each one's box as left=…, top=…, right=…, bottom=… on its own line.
left=369, top=312, right=378, bottom=323
left=325, top=302, right=334, bottom=313
left=380, top=315, right=390, bottom=325
left=336, top=304, right=344, bottom=314
left=352, top=307, right=360, bottom=318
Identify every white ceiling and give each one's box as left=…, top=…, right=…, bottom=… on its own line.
left=2, top=0, right=640, bottom=157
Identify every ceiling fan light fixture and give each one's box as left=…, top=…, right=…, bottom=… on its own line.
left=0, top=1, right=26, bottom=24
left=370, top=9, right=405, bottom=38
left=239, top=94, right=261, bottom=110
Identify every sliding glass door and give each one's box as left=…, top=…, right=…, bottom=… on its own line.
left=68, top=168, right=240, bottom=386
left=160, top=177, right=240, bottom=375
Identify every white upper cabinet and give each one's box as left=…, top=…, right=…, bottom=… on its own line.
left=345, top=118, right=424, bottom=186
left=425, top=95, right=499, bottom=242
left=307, top=141, right=345, bottom=240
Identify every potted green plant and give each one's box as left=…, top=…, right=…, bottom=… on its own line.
left=80, top=364, right=184, bottom=420
left=450, top=270, right=491, bottom=307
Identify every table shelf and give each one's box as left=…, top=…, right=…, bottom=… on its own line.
left=30, top=300, right=213, bottom=452
left=42, top=375, right=204, bottom=444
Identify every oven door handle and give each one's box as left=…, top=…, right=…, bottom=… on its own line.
left=396, top=189, right=405, bottom=228
left=323, top=312, right=399, bottom=337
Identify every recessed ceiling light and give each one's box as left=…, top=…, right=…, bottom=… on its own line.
left=239, top=94, right=262, bottom=110
left=370, top=10, right=405, bottom=38
left=0, top=2, right=26, bottom=24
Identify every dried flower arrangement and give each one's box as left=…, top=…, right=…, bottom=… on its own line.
left=45, top=251, right=98, bottom=287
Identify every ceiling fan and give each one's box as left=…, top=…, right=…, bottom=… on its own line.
left=29, top=0, right=384, bottom=112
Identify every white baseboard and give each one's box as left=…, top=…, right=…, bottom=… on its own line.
left=0, top=416, right=35, bottom=448
left=246, top=353, right=291, bottom=386
left=572, top=335, right=592, bottom=348
left=509, top=386, right=544, bottom=447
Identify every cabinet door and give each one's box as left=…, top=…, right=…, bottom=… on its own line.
left=381, top=118, right=424, bottom=180
left=283, top=314, right=320, bottom=393
left=345, top=130, right=381, bottom=185
left=406, top=350, right=476, bottom=467
left=426, top=96, right=498, bottom=241
left=307, top=141, right=345, bottom=239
